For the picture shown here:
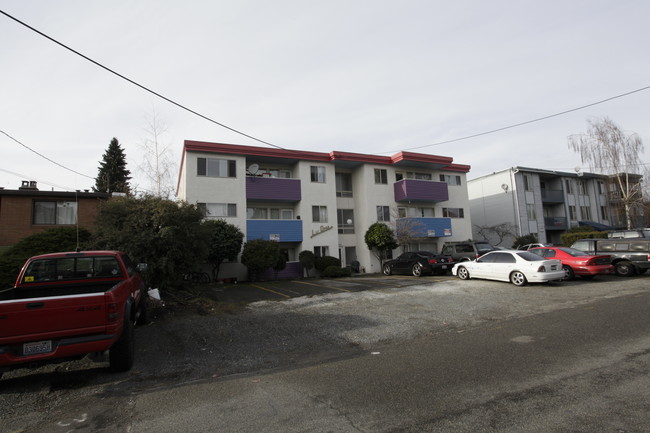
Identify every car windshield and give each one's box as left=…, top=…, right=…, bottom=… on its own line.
left=516, top=251, right=545, bottom=261
left=558, top=247, right=589, bottom=257
left=476, top=243, right=494, bottom=252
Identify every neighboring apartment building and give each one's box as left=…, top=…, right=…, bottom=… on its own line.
left=0, top=181, right=109, bottom=247
left=468, top=167, right=642, bottom=246
left=177, top=141, right=472, bottom=277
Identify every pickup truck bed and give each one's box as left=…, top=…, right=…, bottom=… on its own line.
left=0, top=281, right=119, bottom=301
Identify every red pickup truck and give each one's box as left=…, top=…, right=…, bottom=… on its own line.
left=0, top=251, right=147, bottom=379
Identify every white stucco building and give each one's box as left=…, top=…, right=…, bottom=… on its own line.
left=177, top=141, right=473, bottom=278
left=468, top=166, right=622, bottom=246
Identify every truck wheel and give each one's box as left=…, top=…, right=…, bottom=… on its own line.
left=615, top=261, right=635, bottom=277
left=109, top=316, right=135, bottom=372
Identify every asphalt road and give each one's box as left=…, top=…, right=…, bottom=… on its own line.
left=2, top=274, right=649, bottom=432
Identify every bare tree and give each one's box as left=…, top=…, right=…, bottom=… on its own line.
left=391, top=207, right=426, bottom=251
left=568, top=117, right=644, bottom=229
left=139, top=108, right=177, bottom=198
left=474, top=223, right=517, bottom=246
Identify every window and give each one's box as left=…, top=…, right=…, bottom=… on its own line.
left=314, top=246, right=329, bottom=257
left=442, top=208, right=464, bottom=218
left=569, top=205, right=577, bottom=220
left=600, top=206, right=609, bottom=220
left=197, top=158, right=236, bottom=177
left=580, top=206, right=592, bottom=220
left=406, top=172, right=432, bottom=180
left=523, top=175, right=532, bottom=191
left=247, top=207, right=293, bottom=219
left=397, top=207, right=407, bottom=218
left=311, top=166, right=326, bottom=183
left=337, top=209, right=355, bottom=234
left=199, top=203, right=237, bottom=218
left=526, top=204, right=537, bottom=220
left=312, top=206, right=328, bottom=223
left=377, top=206, right=390, bottom=222
left=375, top=169, right=388, bottom=184
left=577, top=180, right=586, bottom=195
left=259, top=168, right=292, bottom=178
left=395, top=172, right=404, bottom=181
left=33, top=201, right=77, bottom=225
left=597, top=181, right=605, bottom=194
left=440, top=174, right=461, bottom=186
left=418, top=207, right=434, bottom=217
left=336, top=172, right=353, bottom=197
left=565, top=179, right=574, bottom=194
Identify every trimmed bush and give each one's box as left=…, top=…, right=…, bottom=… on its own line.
left=314, top=255, right=341, bottom=272
left=321, top=266, right=352, bottom=278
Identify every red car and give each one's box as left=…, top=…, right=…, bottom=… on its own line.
left=528, top=246, right=614, bottom=280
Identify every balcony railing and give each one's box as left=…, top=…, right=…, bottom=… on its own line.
left=246, top=219, right=303, bottom=242
left=541, top=189, right=564, bottom=203
left=246, top=177, right=301, bottom=202
left=394, top=179, right=449, bottom=203
left=544, top=217, right=567, bottom=230
left=396, top=217, right=453, bottom=238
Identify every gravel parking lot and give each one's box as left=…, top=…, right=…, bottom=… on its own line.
left=1, top=273, right=648, bottom=432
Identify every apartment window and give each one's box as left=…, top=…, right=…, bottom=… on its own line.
left=377, top=206, right=390, bottom=222
left=375, top=169, right=388, bottom=184
left=565, top=179, right=574, bottom=194
left=199, top=203, right=236, bottom=218
left=569, top=205, right=577, bottom=220
left=526, top=204, right=537, bottom=220
left=395, top=172, right=404, bottom=181
left=336, top=172, right=353, bottom=197
left=337, top=209, right=355, bottom=234
left=259, top=168, right=292, bottom=178
left=398, top=207, right=407, bottom=218
left=312, top=206, right=328, bottom=223
left=442, top=208, right=464, bottom=218
left=33, top=201, right=77, bottom=225
left=597, top=181, right=605, bottom=195
left=197, top=158, right=236, bottom=177
left=311, top=166, right=326, bottom=183
left=523, top=175, right=532, bottom=191
left=601, top=206, right=609, bottom=220
left=580, top=206, right=592, bottom=220
left=577, top=180, right=586, bottom=195
left=407, top=172, right=432, bottom=180
left=314, top=246, right=330, bottom=257
left=440, top=174, right=461, bottom=186
left=247, top=207, right=293, bottom=219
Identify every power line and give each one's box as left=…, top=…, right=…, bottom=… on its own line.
left=0, top=167, right=79, bottom=190
left=396, top=85, right=650, bottom=153
left=0, top=9, right=285, bottom=151
left=0, top=129, right=95, bottom=179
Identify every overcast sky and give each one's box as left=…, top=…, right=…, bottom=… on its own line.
left=1, top=0, right=649, bottom=194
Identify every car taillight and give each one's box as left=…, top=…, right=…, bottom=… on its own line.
left=429, top=259, right=438, bottom=264
left=537, top=265, right=547, bottom=272
left=107, top=303, right=120, bottom=323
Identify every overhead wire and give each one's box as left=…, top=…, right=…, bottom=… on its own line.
left=0, top=9, right=285, bottom=151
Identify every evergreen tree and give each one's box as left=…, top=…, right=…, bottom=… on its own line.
left=95, top=138, right=131, bottom=193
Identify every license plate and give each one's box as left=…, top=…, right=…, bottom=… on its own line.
left=23, top=340, right=52, bottom=355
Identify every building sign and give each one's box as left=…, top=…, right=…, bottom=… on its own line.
left=269, top=234, right=280, bottom=241
left=427, top=229, right=436, bottom=237
left=311, top=225, right=333, bottom=238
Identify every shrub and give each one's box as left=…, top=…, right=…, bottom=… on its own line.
left=512, top=234, right=538, bottom=249
left=321, top=265, right=352, bottom=278
left=560, top=231, right=605, bottom=247
left=314, top=255, right=341, bottom=272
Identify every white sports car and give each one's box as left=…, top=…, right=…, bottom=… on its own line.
left=452, top=250, right=565, bottom=286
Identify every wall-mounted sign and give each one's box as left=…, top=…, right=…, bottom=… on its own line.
left=269, top=234, right=280, bottom=241
left=311, top=225, right=333, bottom=238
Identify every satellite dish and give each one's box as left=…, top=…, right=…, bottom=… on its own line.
left=248, top=164, right=259, bottom=175
left=575, top=166, right=583, bottom=177
left=501, top=184, right=509, bottom=193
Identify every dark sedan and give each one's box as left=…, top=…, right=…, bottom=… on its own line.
left=382, top=251, right=455, bottom=277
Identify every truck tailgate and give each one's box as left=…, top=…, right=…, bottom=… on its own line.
left=0, top=293, right=107, bottom=340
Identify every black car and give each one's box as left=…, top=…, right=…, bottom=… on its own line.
left=382, top=251, right=455, bottom=277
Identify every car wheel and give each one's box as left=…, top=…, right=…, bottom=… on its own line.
left=562, top=265, right=575, bottom=281
left=382, top=264, right=392, bottom=276
left=411, top=263, right=422, bottom=277
left=457, top=266, right=470, bottom=280
left=510, top=271, right=527, bottom=286
left=615, top=261, right=635, bottom=277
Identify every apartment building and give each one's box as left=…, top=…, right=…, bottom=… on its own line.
left=177, top=141, right=472, bottom=277
left=467, top=166, right=628, bottom=246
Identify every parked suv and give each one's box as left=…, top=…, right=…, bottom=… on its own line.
left=441, top=241, right=496, bottom=262
left=570, top=238, right=650, bottom=276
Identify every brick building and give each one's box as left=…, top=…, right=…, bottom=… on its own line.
left=0, top=181, right=109, bottom=247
